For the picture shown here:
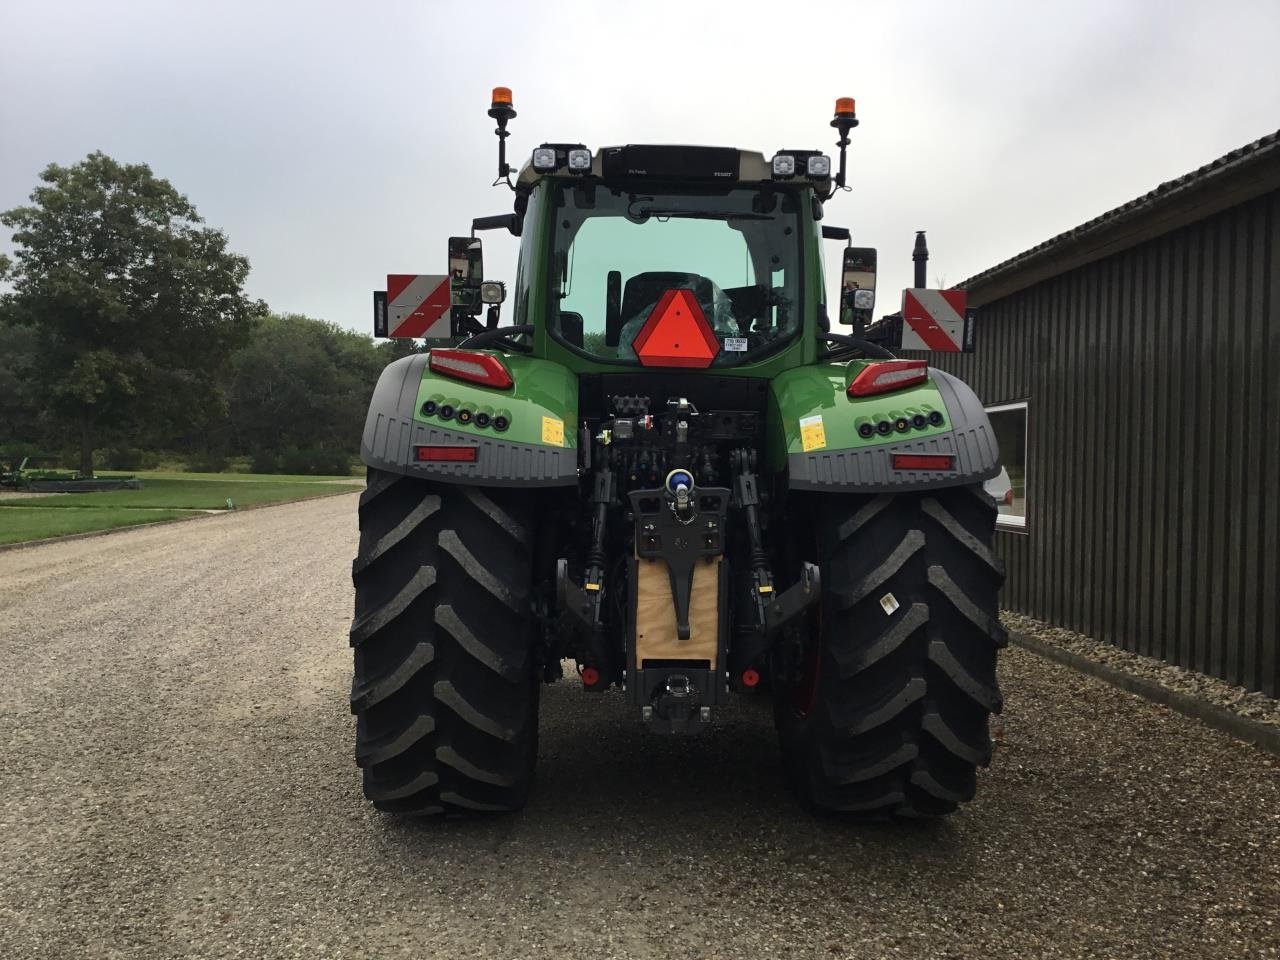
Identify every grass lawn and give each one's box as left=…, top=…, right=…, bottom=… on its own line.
left=0, top=507, right=193, bottom=545
left=0, top=477, right=362, bottom=511
left=133, top=470, right=360, bottom=483
left=0, top=472, right=363, bottom=545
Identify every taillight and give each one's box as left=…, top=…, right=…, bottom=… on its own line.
left=1004, top=488, right=1015, bottom=505
left=847, top=360, right=928, bottom=397
left=415, top=445, right=478, bottom=463
left=891, top=453, right=954, bottom=471
left=428, top=349, right=513, bottom=389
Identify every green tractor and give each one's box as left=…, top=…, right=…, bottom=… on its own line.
left=351, top=89, right=1006, bottom=817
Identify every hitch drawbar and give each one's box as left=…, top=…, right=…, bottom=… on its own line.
left=556, top=528, right=821, bottom=737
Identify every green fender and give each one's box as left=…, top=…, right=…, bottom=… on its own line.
left=360, top=352, right=579, bottom=487
left=768, top=360, right=1000, bottom=491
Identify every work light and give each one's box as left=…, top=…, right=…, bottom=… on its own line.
left=806, top=155, right=831, bottom=178
left=567, top=148, right=592, bottom=172
left=532, top=147, right=557, bottom=171
left=771, top=154, right=796, bottom=177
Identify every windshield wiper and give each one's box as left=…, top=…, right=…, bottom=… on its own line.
left=627, top=208, right=773, bottom=223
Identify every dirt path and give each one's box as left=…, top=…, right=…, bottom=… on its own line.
left=0, top=492, right=1276, bottom=959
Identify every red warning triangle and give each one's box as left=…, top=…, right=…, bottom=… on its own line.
left=633, top=289, right=720, bottom=368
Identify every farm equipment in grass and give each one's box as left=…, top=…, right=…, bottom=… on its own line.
left=350, top=90, right=1006, bottom=818
left=0, top=455, right=142, bottom=492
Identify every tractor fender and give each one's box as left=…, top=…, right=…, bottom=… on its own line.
left=360, top=353, right=579, bottom=487
left=778, top=365, right=1001, bottom=493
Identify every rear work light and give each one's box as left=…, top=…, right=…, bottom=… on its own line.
left=892, top=453, right=954, bottom=471
left=428, top=349, right=514, bottom=389
left=806, top=155, right=831, bottom=177
left=415, top=445, right=478, bottom=463
left=847, top=360, right=928, bottom=397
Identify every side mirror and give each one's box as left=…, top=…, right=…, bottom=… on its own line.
left=839, top=246, right=877, bottom=331
left=449, top=236, right=483, bottom=316
left=449, top=236, right=483, bottom=286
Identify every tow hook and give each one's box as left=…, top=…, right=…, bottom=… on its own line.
left=642, top=674, right=712, bottom=734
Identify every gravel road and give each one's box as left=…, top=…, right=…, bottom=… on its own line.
left=1, top=494, right=1277, bottom=960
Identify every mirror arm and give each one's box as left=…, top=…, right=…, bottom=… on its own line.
left=472, top=213, right=519, bottom=235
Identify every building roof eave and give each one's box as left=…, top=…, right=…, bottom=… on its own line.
left=960, top=130, right=1280, bottom=309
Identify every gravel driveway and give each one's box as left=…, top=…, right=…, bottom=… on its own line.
left=1, top=494, right=1276, bottom=959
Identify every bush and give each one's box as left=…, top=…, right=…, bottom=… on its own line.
left=249, top=450, right=278, bottom=474
left=186, top=451, right=228, bottom=473
left=0, top=443, right=51, bottom=467
left=278, top=446, right=352, bottom=476
left=104, top=446, right=145, bottom=471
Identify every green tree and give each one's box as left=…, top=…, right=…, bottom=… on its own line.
left=225, top=312, right=390, bottom=457
left=0, top=317, right=46, bottom=454
left=0, top=152, right=263, bottom=474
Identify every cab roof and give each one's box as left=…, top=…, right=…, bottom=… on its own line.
left=515, top=144, right=828, bottom=190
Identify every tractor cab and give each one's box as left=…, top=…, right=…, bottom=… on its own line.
left=520, top=146, right=813, bottom=368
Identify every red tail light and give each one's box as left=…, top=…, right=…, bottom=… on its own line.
left=847, top=360, right=928, bottom=397
left=428, top=349, right=513, bottom=389
left=415, top=445, right=478, bottom=463
left=892, top=453, right=954, bottom=471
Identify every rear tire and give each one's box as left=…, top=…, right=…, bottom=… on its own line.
left=350, top=468, right=539, bottom=815
left=775, top=485, right=1006, bottom=817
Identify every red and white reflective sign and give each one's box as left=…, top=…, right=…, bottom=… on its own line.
left=386, top=274, right=451, bottom=338
left=901, top=288, right=969, bottom=352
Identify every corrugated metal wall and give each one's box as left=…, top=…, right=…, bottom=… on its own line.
left=914, top=189, right=1279, bottom=696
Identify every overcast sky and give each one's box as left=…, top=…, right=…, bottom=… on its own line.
left=2, top=0, right=1278, bottom=333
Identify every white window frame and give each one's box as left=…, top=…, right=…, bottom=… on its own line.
left=985, top=400, right=1028, bottom=532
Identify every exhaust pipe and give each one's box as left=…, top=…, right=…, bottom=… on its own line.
left=913, top=230, right=928, bottom=288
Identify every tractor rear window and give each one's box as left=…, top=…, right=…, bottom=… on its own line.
left=548, top=184, right=803, bottom=365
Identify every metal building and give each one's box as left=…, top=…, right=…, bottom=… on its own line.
left=904, top=131, right=1280, bottom=696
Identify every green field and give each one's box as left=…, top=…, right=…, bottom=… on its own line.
left=0, top=472, right=362, bottom=545
left=134, top=470, right=361, bottom=483
left=0, top=507, right=193, bottom=545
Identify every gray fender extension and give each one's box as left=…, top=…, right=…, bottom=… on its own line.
left=361, top=355, right=578, bottom=488
left=787, top=368, right=1001, bottom=493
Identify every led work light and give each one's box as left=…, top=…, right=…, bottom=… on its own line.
left=806, top=155, right=832, bottom=177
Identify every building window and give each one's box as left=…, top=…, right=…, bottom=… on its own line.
left=985, top=401, right=1027, bottom=530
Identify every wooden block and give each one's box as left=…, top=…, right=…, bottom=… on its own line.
left=634, top=557, right=720, bottom=668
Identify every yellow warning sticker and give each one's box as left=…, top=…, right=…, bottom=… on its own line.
left=541, top=415, right=565, bottom=447
left=799, top=414, right=826, bottom=451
